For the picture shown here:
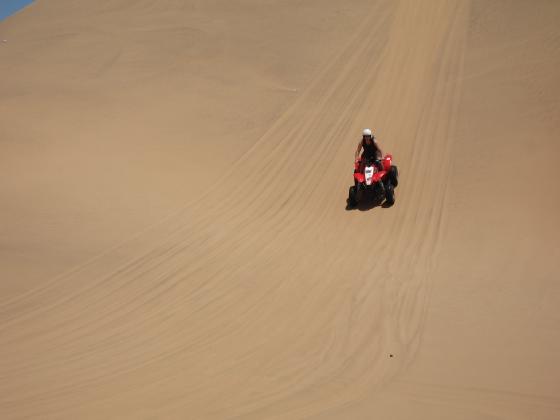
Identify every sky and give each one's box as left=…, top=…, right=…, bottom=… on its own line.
left=0, top=0, right=34, bottom=21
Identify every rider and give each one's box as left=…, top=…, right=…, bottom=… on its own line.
left=355, top=128, right=383, bottom=171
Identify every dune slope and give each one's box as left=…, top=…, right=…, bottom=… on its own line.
left=1, top=0, right=559, bottom=419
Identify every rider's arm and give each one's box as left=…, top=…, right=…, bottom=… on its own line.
left=354, top=141, right=362, bottom=160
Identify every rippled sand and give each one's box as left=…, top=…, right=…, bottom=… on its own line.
left=1, top=1, right=559, bottom=418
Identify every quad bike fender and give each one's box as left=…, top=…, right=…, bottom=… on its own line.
left=382, top=154, right=393, bottom=171
left=373, top=171, right=386, bottom=183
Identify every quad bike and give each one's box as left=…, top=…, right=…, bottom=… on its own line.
left=347, top=154, right=399, bottom=208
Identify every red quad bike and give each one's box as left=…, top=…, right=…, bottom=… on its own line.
left=347, top=154, right=399, bottom=208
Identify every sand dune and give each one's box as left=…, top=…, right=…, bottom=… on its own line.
left=1, top=1, right=559, bottom=419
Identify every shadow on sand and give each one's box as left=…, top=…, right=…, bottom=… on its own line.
left=345, top=196, right=393, bottom=211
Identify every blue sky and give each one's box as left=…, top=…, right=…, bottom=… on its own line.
left=0, top=0, right=34, bottom=21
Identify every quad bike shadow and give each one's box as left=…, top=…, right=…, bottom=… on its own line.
left=345, top=155, right=398, bottom=211
left=346, top=193, right=391, bottom=211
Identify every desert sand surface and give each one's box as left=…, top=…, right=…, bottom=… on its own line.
left=1, top=0, right=559, bottom=419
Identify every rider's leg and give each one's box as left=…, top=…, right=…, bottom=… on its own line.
left=358, top=154, right=366, bottom=173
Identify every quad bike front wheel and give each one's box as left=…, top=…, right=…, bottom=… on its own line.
left=347, top=186, right=358, bottom=208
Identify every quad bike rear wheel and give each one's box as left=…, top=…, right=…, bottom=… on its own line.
left=389, top=165, right=399, bottom=187
left=385, top=182, right=395, bottom=206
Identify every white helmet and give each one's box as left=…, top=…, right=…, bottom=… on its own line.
left=362, top=128, right=372, bottom=137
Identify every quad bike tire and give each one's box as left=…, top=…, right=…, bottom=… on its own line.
left=385, top=182, right=395, bottom=206
left=389, top=165, right=399, bottom=187
left=348, top=186, right=358, bottom=208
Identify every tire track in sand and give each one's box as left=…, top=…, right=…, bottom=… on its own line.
left=0, top=1, right=470, bottom=419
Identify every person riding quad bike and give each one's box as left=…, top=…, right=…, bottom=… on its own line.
left=347, top=128, right=398, bottom=208
left=355, top=128, right=383, bottom=172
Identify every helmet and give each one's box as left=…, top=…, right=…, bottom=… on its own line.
left=362, top=128, right=372, bottom=137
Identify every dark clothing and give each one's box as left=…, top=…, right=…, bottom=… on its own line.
left=361, top=139, right=380, bottom=160
left=358, top=158, right=384, bottom=174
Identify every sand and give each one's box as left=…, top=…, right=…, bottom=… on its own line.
left=1, top=0, right=559, bottom=419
